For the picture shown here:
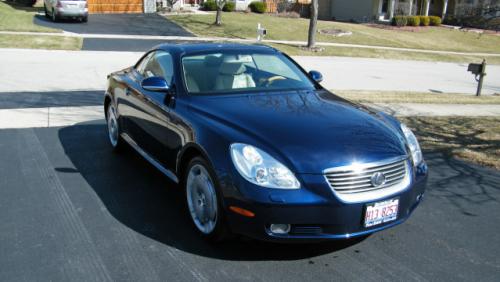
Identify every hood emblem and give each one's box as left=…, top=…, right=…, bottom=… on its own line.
left=370, top=172, right=386, bottom=187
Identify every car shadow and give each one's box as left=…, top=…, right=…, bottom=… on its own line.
left=58, top=121, right=365, bottom=261
left=34, top=14, right=85, bottom=26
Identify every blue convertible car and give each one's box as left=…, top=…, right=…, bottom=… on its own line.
left=104, top=43, right=427, bottom=242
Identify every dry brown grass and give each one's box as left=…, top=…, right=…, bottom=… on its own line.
left=333, top=90, right=500, bottom=104
left=400, top=117, right=500, bottom=170
left=0, top=34, right=82, bottom=50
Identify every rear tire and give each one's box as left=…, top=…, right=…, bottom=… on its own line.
left=106, top=103, right=125, bottom=152
left=51, top=9, right=58, bottom=22
left=184, top=157, right=231, bottom=242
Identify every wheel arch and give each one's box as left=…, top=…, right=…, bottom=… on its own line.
left=103, top=93, right=113, bottom=120
left=176, top=142, right=213, bottom=183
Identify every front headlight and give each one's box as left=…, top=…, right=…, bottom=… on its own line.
left=401, top=123, right=423, bottom=166
left=230, top=143, right=300, bottom=189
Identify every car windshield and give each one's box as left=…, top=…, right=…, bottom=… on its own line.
left=181, top=51, right=316, bottom=94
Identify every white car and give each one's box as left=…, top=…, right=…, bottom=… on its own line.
left=44, top=0, right=88, bottom=22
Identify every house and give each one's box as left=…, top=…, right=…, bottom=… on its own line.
left=233, top=0, right=255, bottom=11
left=318, top=0, right=500, bottom=22
left=169, top=0, right=203, bottom=10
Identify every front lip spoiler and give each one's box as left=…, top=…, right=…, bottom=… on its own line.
left=266, top=216, right=407, bottom=240
left=264, top=192, right=424, bottom=241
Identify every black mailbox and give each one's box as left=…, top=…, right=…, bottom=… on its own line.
left=467, top=59, right=487, bottom=96
left=468, top=63, right=483, bottom=75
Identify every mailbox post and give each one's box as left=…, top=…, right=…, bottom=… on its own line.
left=467, top=59, right=487, bottom=96
left=257, top=23, right=267, bottom=42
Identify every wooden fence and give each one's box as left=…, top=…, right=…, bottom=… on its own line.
left=264, top=0, right=311, bottom=15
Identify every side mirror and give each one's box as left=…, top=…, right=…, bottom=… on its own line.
left=309, top=70, right=323, bottom=83
left=141, top=76, right=170, bottom=92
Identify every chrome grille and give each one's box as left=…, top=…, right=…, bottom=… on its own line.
left=325, top=157, right=408, bottom=194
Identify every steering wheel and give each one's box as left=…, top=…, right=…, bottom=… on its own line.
left=262, top=75, right=286, bottom=87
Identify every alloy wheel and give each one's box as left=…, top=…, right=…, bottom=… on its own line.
left=186, top=164, right=218, bottom=234
left=106, top=105, right=119, bottom=147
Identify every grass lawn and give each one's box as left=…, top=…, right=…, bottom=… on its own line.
left=269, top=43, right=500, bottom=65
left=334, top=90, right=500, bottom=104
left=401, top=117, right=500, bottom=170
left=170, top=13, right=500, bottom=63
left=169, top=13, right=500, bottom=53
left=0, top=0, right=58, bottom=32
left=0, top=34, right=82, bottom=50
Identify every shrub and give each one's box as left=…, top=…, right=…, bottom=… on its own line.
left=223, top=1, right=235, bottom=12
left=443, top=16, right=459, bottom=25
left=419, top=16, right=430, bottom=26
left=406, top=16, right=420, bottom=26
left=202, top=0, right=217, bottom=11
left=429, top=16, right=442, bottom=26
left=249, top=1, right=266, bottom=13
left=392, top=15, right=407, bottom=27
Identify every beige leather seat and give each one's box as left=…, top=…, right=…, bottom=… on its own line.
left=215, top=62, right=255, bottom=90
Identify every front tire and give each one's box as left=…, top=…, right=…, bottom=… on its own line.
left=185, top=157, right=230, bottom=242
left=106, top=103, right=125, bottom=152
left=82, top=16, right=88, bottom=23
left=44, top=4, right=49, bottom=18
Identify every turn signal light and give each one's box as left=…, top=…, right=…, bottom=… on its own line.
left=229, top=206, right=255, bottom=217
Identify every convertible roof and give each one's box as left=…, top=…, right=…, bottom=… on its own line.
left=153, top=42, right=278, bottom=55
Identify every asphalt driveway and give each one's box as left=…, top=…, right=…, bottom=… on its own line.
left=34, top=13, right=193, bottom=36
left=0, top=101, right=499, bottom=280
left=34, top=13, right=194, bottom=51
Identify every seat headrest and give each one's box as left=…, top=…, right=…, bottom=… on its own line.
left=204, top=55, right=222, bottom=67
left=219, top=62, right=246, bottom=75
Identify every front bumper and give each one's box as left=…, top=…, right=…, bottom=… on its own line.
left=222, top=162, right=428, bottom=242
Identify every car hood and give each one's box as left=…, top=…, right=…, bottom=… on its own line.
left=188, top=90, right=408, bottom=174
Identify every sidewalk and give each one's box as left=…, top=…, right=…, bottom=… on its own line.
left=2, top=30, right=500, bottom=58
left=369, top=103, right=500, bottom=116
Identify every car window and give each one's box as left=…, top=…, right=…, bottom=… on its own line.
left=155, top=52, right=174, bottom=84
left=181, top=52, right=315, bottom=94
left=139, top=51, right=174, bottom=84
left=252, top=54, right=301, bottom=81
left=136, top=52, right=154, bottom=76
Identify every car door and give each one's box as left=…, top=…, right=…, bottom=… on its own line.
left=126, top=51, right=182, bottom=171
left=115, top=52, right=153, bottom=144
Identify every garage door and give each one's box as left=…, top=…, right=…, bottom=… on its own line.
left=88, top=0, right=144, bottom=13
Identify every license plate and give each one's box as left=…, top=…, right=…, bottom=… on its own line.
left=364, top=198, right=399, bottom=227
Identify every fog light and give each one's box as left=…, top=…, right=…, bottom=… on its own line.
left=270, top=224, right=291, bottom=234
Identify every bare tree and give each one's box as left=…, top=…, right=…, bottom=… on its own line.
left=166, top=0, right=179, bottom=9
left=307, top=0, right=318, bottom=48
left=215, top=0, right=227, bottom=25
